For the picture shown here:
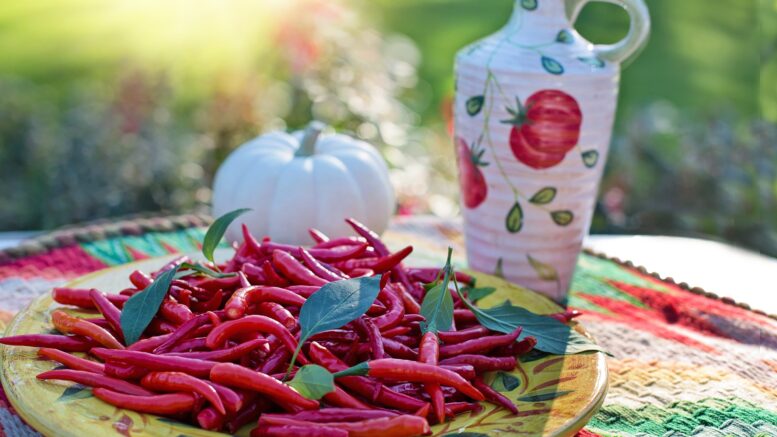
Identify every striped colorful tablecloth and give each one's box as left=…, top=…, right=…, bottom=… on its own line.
left=0, top=214, right=775, bottom=437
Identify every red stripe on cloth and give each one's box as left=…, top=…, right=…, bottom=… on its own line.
left=0, top=245, right=108, bottom=281
left=578, top=293, right=718, bottom=353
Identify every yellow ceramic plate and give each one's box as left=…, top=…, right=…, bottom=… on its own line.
left=1, top=252, right=607, bottom=437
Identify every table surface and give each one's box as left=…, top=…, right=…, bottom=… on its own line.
left=2, top=230, right=775, bottom=315
left=1, top=218, right=775, bottom=437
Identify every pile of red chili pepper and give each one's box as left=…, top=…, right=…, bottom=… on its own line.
left=0, top=218, right=580, bottom=437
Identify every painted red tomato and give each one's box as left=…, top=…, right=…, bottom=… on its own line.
left=455, top=137, right=488, bottom=209
left=504, top=90, right=582, bottom=169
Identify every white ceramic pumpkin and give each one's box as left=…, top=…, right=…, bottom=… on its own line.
left=212, top=122, right=395, bottom=245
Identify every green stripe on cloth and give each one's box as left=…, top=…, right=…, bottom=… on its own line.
left=588, top=398, right=777, bottom=436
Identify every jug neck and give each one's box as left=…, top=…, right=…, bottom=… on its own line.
left=505, top=0, right=571, bottom=32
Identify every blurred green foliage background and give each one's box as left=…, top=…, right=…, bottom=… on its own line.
left=0, top=0, right=775, bottom=256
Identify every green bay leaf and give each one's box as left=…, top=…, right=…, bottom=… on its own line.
left=420, top=249, right=455, bottom=334
left=120, top=266, right=178, bottom=345
left=288, top=365, right=335, bottom=400
left=202, top=208, right=251, bottom=263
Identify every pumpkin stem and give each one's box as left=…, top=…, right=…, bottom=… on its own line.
left=296, top=121, right=326, bottom=157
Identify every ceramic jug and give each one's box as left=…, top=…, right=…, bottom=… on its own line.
left=454, top=0, right=650, bottom=302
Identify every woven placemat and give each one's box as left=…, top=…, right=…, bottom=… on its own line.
left=1, top=214, right=775, bottom=437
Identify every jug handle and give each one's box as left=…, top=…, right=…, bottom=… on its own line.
left=566, top=0, right=651, bottom=67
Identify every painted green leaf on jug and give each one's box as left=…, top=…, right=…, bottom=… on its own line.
left=541, top=56, right=564, bottom=75
left=466, top=96, right=485, bottom=116
left=530, top=187, right=557, bottom=205
left=582, top=150, right=599, bottom=168
left=521, top=0, right=538, bottom=11
left=506, top=202, right=524, bottom=233
left=551, top=210, right=574, bottom=226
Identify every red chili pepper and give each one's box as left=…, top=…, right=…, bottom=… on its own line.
left=118, top=288, right=139, bottom=297
left=349, top=268, right=375, bottom=278
left=38, top=369, right=153, bottom=396
left=242, top=262, right=267, bottom=283
left=494, top=336, right=537, bottom=357
left=91, top=348, right=216, bottom=377
left=159, top=298, right=195, bottom=325
left=224, top=286, right=305, bottom=319
left=237, top=270, right=252, bottom=288
left=51, top=311, right=124, bottom=349
left=345, top=218, right=415, bottom=290
left=210, top=362, right=319, bottom=411
left=38, top=348, right=105, bottom=374
left=341, top=246, right=414, bottom=274
left=438, top=326, right=490, bottom=344
left=548, top=309, right=583, bottom=323
left=382, top=338, right=418, bottom=360
left=170, top=286, right=192, bottom=307
left=309, top=329, right=360, bottom=343
left=445, top=401, right=484, bottom=416
left=439, top=364, right=476, bottom=380
left=307, top=228, right=330, bottom=244
left=300, top=247, right=347, bottom=281
left=258, top=414, right=431, bottom=437
left=164, top=338, right=268, bottom=362
left=241, top=223, right=264, bottom=257
left=195, top=275, right=241, bottom=291
left=167, top=337, right=208, bottom=353
left=52, top=288, right=128, bottom=310
left=307, top=342, right=425, bottom=412
left=439, top=354, right=517, bottom=372
left=196, top=407, right=225, bottom=431
left=263, top=241, right=369, bottom=262
left=419, top=331, right=445, bottom=424
left=206, top=315, right=308, bottom=365
left=453, top=309, right=477, bottom=324
left=146, top=318, right=177, bottom=335
left=261, top=261, right=290, bottom=287
left=206, top=381, right=244, bottom=414
left=395, top=283, right=421, bottom=314
left=0, top=334, right=94, bottom=352
left=151, top=255, right=189, bottom=278
left=323, top=385, right=372, bottom=410
left=225, top=398, right=271, bottom=434
left=126, top=333, right=172, bottom=352
left=272, top=250, right=328, bottom=286
left=313, top=236, right=366, bottom=249
left=381, top=325, right=412, bottom=338
left=192, top=289, right=224, bottom=313
left=256, top=301, right=297, bottom=330
left=311, top=343, right=428, bottom=412
left=103, top=361, right=149, bottom=380
left=253, top=424, right=347, bottom=437
left=439, top=327, right=522, bottom=358
left=92, top=388, right=196, bottom=415
left=286, top=285, right=320, bottom=297
left=141, top=371, right=226, bottom=415
left=270, top=409, right=399, bottom=423
left=129, top=270, right=153, bottom=289
left=334, top=359, right=484, bottom=401
left=372, top=285, right=405, bottom=330
left=473, top=376, right=519, bottom=415
left=152, top=312, right=215, bottom=354
left=355, top=317, right=384, bottom=360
